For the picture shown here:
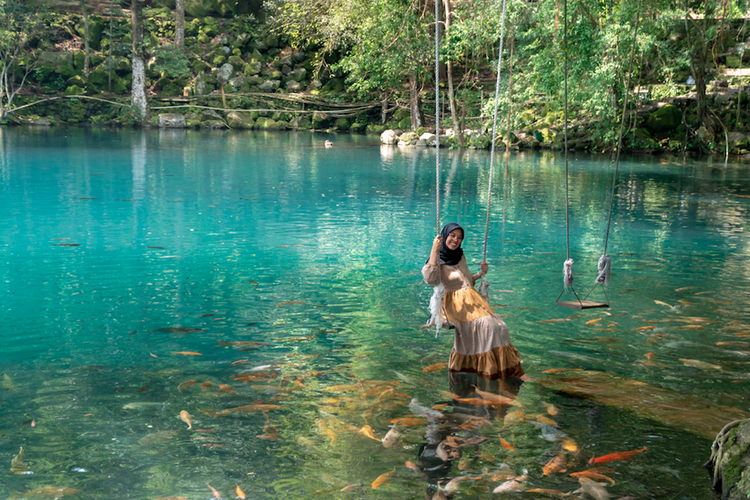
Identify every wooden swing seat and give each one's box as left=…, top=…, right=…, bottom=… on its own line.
left=556, top=300, right=609, bottom=310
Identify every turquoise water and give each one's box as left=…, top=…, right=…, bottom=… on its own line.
left=1, top=127, right=749, bottom=499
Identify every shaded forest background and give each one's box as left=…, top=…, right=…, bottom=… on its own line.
left=3, top=0, right=750, bottom=154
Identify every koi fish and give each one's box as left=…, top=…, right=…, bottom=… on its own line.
left=275, top=301, right=307, bottom=307
left=10, top=446, right=28, bottom=473
left=222, top=404, right=281, bottom=413
left=471, top=384, right=520, bottom=405
left=589, top=446, right=647, bottom=465
left=390, top=417, right=427, bottom=427
left=178, top=379, right=198, bottom=392
left=654, top=300, right=674, bottom=308
left=359, top=425, right=381, bottom=441
left=179, top=410, right=193, bottom=429
left=236, top=485, right=246, bottom=499
left=217, top=340, right=270, bottom=347
left=543, top=453, right=567, bottom=475
left=546, top=403, right=559, bottom=415
left=422, top=362, right=448, bottom=372
left=570, top=470, right=616, bottom=484
left=219, top=384, right=237, bottom=394
left=207, top=483, right=221, bottom=498
left=542, top=368, right=583, bottom=374
left=562, top=437, right=579, bottom=452
left=679, top=358, right=722, bottom=370
left=499, top=437, right=515, bottom=451
left=371, top=468, right=396, bottom=489
left=492, top=470, right=528, bottom=492
left=586, top=318, right=602, bottom=324
left=634, top=326, right=656, bottom=331
left=538, top=318, right=570, bottom=323
left=405, top=461, right=419, bottom=472
left=172, top=351, right=202, bottom=356
left=537, top=414, right=558, bottom=426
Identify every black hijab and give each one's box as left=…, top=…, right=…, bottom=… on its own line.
left=438, top=222, right=464, bottom=266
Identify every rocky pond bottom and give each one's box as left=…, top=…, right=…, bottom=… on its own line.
left=1, top=128, right=749, bottom=499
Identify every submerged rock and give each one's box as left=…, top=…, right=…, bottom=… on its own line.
left=705, top=419, right=750, bottom=500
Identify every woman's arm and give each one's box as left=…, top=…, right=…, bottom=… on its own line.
left=427, top=234, right=442, bottom=266
left=472, top=261, right=489, bottom=281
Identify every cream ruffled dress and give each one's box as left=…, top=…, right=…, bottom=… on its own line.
left=422, top=256, right=525, bottom=380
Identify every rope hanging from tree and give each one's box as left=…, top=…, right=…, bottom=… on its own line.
left=428, top=0, right=445, bottom=336
left=557, top=0, right=642, bottom=309
left=428, top=0, right=510, bottom=333
left=480, top=0, right=509, bottom=301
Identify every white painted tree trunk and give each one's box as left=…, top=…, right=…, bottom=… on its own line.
left=131, top=56, right=147, bottom=120
left=131, top=0, right=148, bottom=121
left=175, top=0, right=185, bottom=48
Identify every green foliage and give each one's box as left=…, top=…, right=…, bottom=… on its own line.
left=152, top=44, right=192, bottom=79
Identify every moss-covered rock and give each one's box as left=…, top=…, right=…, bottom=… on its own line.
left=397, top=117, right=411, bottom=130
left=226, top=111, right=254, bottom=129
left=333, top=117, right=350, bottom=131
left=64, top=85, right=86, bottom=96
left=645, top=104, right=682, bottom=134
left=192, top=60, right=210, bottom=74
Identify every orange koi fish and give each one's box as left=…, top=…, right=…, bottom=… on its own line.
left=207, top=483, right=221, bottom=498
left=589, top=446, right=647, bottom=465
left=405, top=461, right=419, bottom=472
left=372, top=468, right=396, bottom=489
left=633, top=326, right=656, bottom=331
left=585, top=318, right=602, bottom=325
left=524, top=489, right=572, bottom=496
left=422, top=362, right=448, bottom=372
left=543, top=453, right=567, bottom=475
left=235, top=485, right=246, bottom=499
left=172, top=351, right=202, bottom=356
left=218, top=384, right=237, bottom=394
left=177, top=379, right=198, bottom=392
left=570, top=470, right=616, bottom=484
left=542, top=368, right=583, bottom=374
left=390, top=417, right=427, bottom=427
left=359, top=425, right=381, bottom=441
left=499, top=437, right=515, bottom=451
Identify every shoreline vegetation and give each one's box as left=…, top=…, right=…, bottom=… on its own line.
left=4, top=1, right=750, bottom=157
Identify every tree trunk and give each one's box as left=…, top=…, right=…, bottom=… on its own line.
left=409, top=72, right=424, bottom=130
left=80, top=0, right=90, bottom=78
left=381, top=94, right=388, bottom=124
left=131, top=0, right=148, bottom=121
left=505, top=27, right=515, bottom=160
left=443, top=0, right=463, bottom=148
left=175, top=0, right=185, bottom=48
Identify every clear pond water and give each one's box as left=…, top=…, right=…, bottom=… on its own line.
left=1, top=127, right=749, bottom=499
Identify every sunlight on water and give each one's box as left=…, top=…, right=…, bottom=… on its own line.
left=1, top=128, right=749, bottom=499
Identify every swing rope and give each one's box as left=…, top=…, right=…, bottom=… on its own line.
left=562, top=0, right=574, bottom=293
left=558, top=0, right=641, bottom=308
left=480, top=0, right=509, bottom=301
left=429, top=0, right=445, bottom=337
left=593, top=0, right=642, bottom=289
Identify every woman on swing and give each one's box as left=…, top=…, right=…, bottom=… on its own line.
left=423, top=222, right=530, bottom=381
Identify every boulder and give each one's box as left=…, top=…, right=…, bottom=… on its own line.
left=288, top=67, right=307, bottom=82
left=727, top=132, right=747, bottom=144
left=399, top=131, right=419, bottom=143
left=39, top=51, right=74, bottom=68
left=201, top=120, right=227, bottom=129
left=226, top=111, right=254, bottom=129
left=158, top=114, right=187, bottom=128
left=286, top=81, right=301, bottom=92
left=645, top=104, right=682, bottom=134
left=258, top=80, right=280, bottom=92
left=380, top=129, right=399, bottom=145
left=705, top=419, right=750, bottom=500
left=244, top=61, right=262, bottom=75
left=29, top=117, right=52, bottom=126
left=201, top=109, right=223, bottom=121
left=263, top=34, right=279, bottom=48
left=420, top=133, right=437, bottom=146
left=64, top=85, right=86, bottom=95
